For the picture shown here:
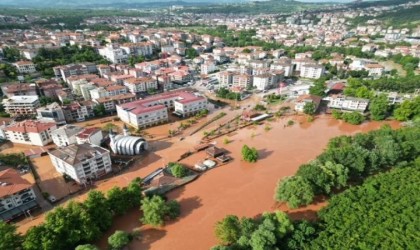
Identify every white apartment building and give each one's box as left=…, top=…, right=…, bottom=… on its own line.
left=124, top=77, right=158, bottom=93
left=49, top=143, right=112, bottom=184
left=117, top=91, right=207, bottom=128
left=300, top=64, right=325, bottom=79
left=13, top=61, right=36, bottom=74
left=326, top=95, right=369, bottom=112
left=121, top=42, right=153, bottom=57
left=4, top=120, right=57, bottom=146
left=253, top=74, right=279, bottom=91
left=2, top=96, right=40, bottom=117
left=270, top=62, right=293, bottom=77
left=201, top=60, right=217, bottom=74
left=36, top=102, right=66, bottom=125
left=51, top=124, right=84, bottom=147
left=0, top=169, right=38, bottom=221
left=98, top=44, right=129, bottom=64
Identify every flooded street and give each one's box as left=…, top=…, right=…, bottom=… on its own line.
left=93, top=115, right=399, bottom=250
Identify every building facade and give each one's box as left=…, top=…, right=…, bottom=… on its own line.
left=4, top=120, right=57, bottom=146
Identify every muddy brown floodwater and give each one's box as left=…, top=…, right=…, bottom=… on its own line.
left=91, top=115, right=400, bottom=250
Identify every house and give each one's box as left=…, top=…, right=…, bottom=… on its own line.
left=326, top=95, right=369, bottom=112
left=4, top=120, right=57, bottom=146
left=76, top=127, right=103, bottom=146
left=62, top=101, right=94, bottom=122
left=13, top=61, right=36, bottom=74
left=36, top=79, right=63, bottom=99
left=124, top=77, right=158, bottom=93
left=364, top=64, right=384, bottom=77
left=93, top=93, right=136, bottom=112
left=2, top=96, right=40, bottom=117
left=0, top=169, right=38, bottom=221
left=49, top=143, right=112, bottom=184
left=201, top=60, right=217, bottom=75
left=294, top=94, right=322, bottom=112
left=53, top=63, right=97, bottom=82
left=51, top=125, right=84, bottom=147
left=36, top=102, right=66, bottom=125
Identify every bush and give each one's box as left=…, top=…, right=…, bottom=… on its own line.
left=168, top=163, right=188, bottom=178
left=241, top=145, right=259, bottom=163
left=341, top=112, right=365, bottom=125
left=108, top=231, right=131, bottom=250
left=275, top=176, right=314, bottom=208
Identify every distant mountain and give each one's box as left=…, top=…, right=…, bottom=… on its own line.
left=0, top=0, right=245, bottom=8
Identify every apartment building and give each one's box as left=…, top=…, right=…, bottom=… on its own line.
left=364, top=64, right=385, bottom=77
left=201, top=60, right=217, bottom=74
left=124, top=77, right=158, bottom=93
left=13, top=61, right=36, bottom=74
left=2, top=96, right=40, bottom=117
left=93, top=93, right=136, bottom=112
left=117, top=91, right=206, bottom=128
left=53, top=63, right=97, bottom=82
left=62, top=101, right=95, bottom=122
left=98, top=44, right=128, bottom=64
left=1, top=83, right=37, bottom=98
left=4, top=120, right=57, bottom=146
left=232, top=74, right=253, bottom=89
left=36, top=102, right=66, bottom=125
left=218, top=71, right=234, bottom=87
left=300, top=64, right=325, bottom=79
left=326, top=95, right=369, bottom=112
left=49, top=144, right=112, bottom=184
left=51, top=125, right=84, bottom=147
left=120, top=42, right=153, bottom=57
left=0, top=169, right=38, bottom=221
left=294, top=94, right=322, bottom=112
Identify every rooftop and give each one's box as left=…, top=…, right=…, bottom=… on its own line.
left=0, top=168, right=33, bottom=198
left=49, top=143, right=109, bottom=166
left=5, top=120, right=56, bottom=134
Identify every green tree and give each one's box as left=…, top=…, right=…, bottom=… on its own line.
left=241, top=145, right=259, bottom=163
left=341, top=112, right=365, bottom=125
left=0, top=221, right=22, bottom=250
left=215, top=215, right=242, bottom=245
left=108, top=230, right=131, bottom=250
left=369, top=94, right=390, bottom=121
left=169, top=163, right=188, bottom=178
left=393, top=97, right=420, bottom=121
left=93, top=104, right=106, bottom=117
left=275, top=176, right=314, bottom=208
left=85, top=190, right=113, bottom=232
left=237, top=217, right=258, bottom=247
left=250, top=218, right=277, bottom=250
left=303, top=102, right=316, bottom=115
left=309, top=79, right=326, bottom=97
left=75, top=244, right=99, bottom=250
left=186, top=48, right=199, bottom=59
left=141, top=195, right=180, bottom=227
left=127, top=178, right=143, bottom=208
left=107, top=186, right=131, bottom=215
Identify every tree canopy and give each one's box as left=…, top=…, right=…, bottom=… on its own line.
left=241, top=145, right=259, bottom=163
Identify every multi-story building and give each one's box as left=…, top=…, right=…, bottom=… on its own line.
left=124, top=77, right=158, bottom=93
left=121, top=42, right=153, bottom=57
left=36, top=102, right=66, bottom=125
left=232, top=74, right=253, bottom=89
left=326, top=95, right=369, bottom=112
left=218, top=71, right=234, bottom=87
left=13, top=61, right=36, bottom=74
left=0, top=169, right=38, bottom=221
left=49, top=143, right=112, bottom=184
left=98, top=44, right=128, bottom=64
left=2, top=96, right=40, bottom=117
left=201, top=60, right=217, bottom=75
left=270, top=60, right=293, bottom=77
left=51, top=125, right=84, bottom=147
left=62, top=101, right=95, bottom=122
left=294, top=94, right=322, bottom=112
left=36, top=79, right=63, bottom=99
left=53, top=63, right=97, bottom=83
left=93, top=93, right=136, bottom=112
left=75, top=127, right=103, bottom=146
left=300, top=64, right=325, bottom=79
left=4, top=120, right=57, bottom=146
left=117, top=91, right=207, bottom=128
left=1, top=83, right=37, bottom=98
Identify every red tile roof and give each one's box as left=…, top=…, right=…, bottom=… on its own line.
left=5, top=120, right=56, bottom=134
left=0, top=168, right=33, bottom=198
left=77, top=127, right=101, bottom=139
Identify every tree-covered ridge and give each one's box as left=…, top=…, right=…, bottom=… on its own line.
left=310, top=164, right=420, bottom=249
left=212, top=160, right=419, bottom=250
left=275, top=124, right=420, bottom=208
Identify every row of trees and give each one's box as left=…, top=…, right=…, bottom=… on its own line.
left=332, top=110, right=365, bottom=125
left=275, top=124, right=420, bottom=208
left=1, top=178, right=181, bottom=250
